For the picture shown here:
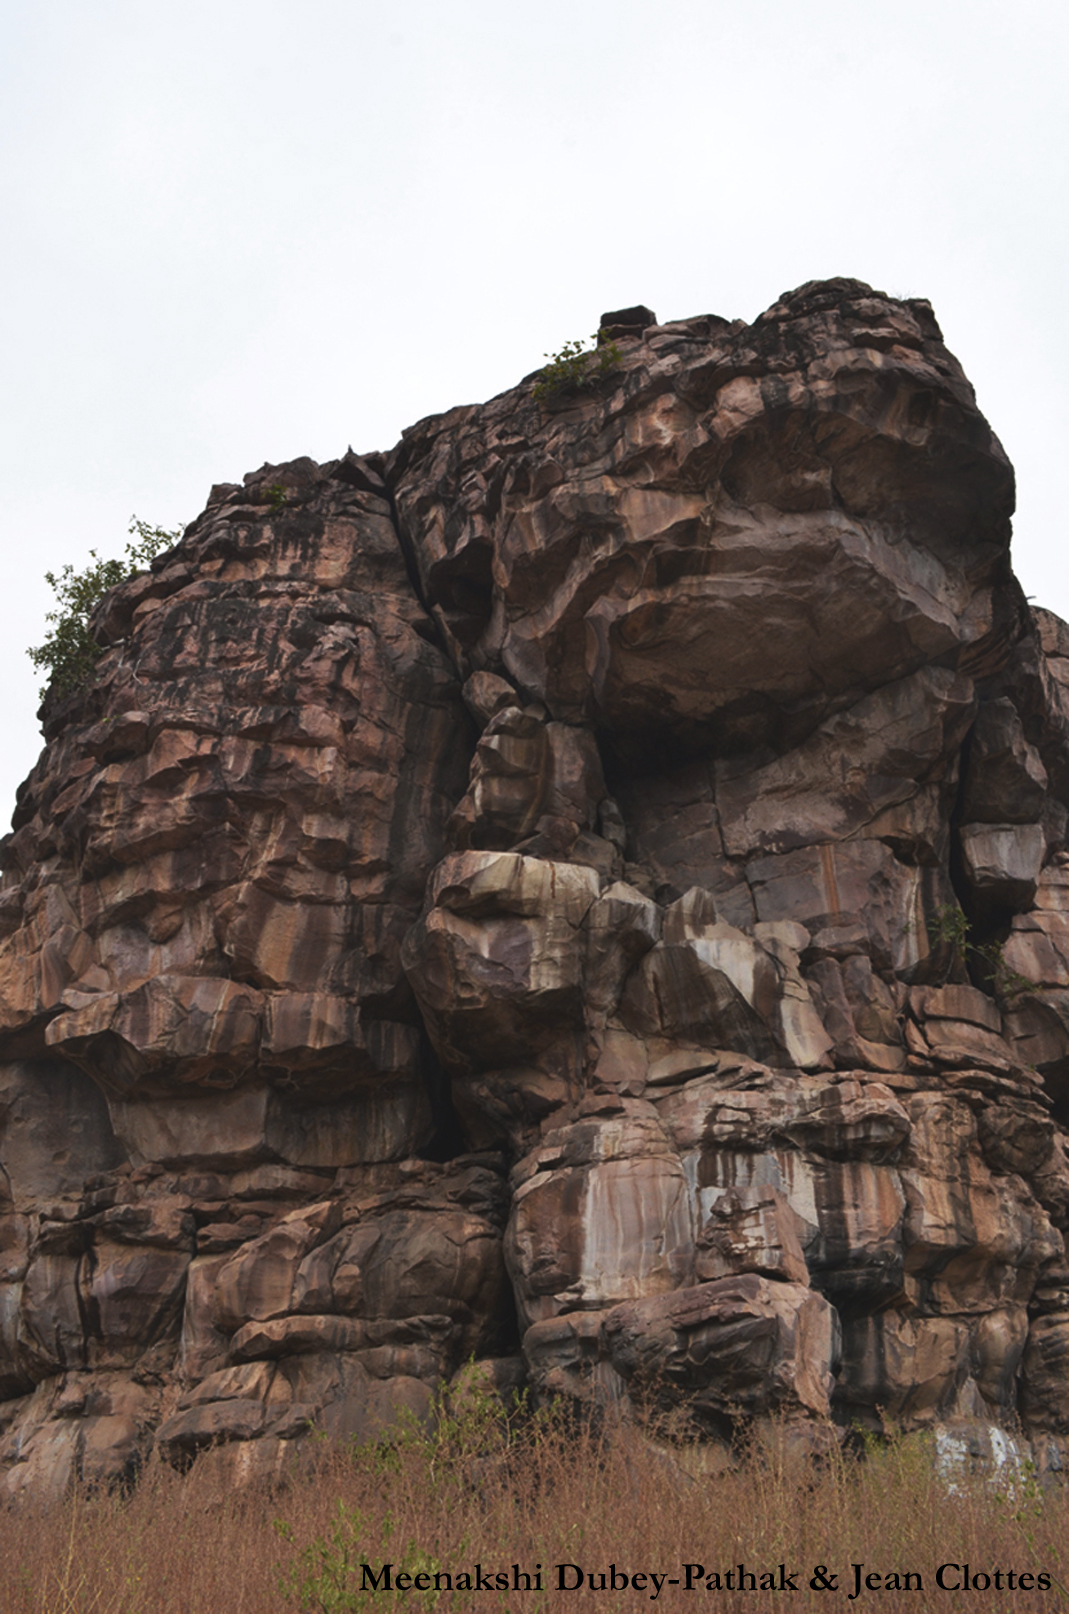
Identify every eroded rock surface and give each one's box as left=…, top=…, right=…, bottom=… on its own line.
left=3, top=279, right=1069, bottom=1492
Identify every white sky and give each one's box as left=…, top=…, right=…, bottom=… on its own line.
left=2, top=0, right=1067, bottom=830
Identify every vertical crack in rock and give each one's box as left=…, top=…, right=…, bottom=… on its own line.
left=3, top=279, right=1069, bottom=1495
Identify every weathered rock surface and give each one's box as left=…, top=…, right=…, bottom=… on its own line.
left=3, top=278, right=1069, bottom=1492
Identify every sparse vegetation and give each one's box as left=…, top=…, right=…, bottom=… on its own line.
left=2, top=1412, right=1067, bottom=1612
left=972, top=939, right=1036, bottom=1004
left=926, top=902, right=1034, bottom=1002
left=532, top=331, right=622, bottom=403
left=27, top=517, right=182, bottom=700
left=927, top=901, right=971, bottom=968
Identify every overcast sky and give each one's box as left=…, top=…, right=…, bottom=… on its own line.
left=2, top=0, right=1067, bottom=829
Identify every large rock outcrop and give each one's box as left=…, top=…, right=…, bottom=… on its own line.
left=3, top=279, right=1069, bottom=1494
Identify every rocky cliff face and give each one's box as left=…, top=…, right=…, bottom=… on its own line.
left=4, top=278, right=1069, bottom=1496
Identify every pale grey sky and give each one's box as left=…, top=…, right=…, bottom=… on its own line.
left=2, top=0, right=1067, bottom=827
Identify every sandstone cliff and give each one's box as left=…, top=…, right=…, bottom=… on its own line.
left=3, top=278, right=1069, bottom=1496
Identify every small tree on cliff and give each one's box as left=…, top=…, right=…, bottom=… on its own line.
left=532, top=330, right=622, bottom=402
left=28, top=517, right=181, bottom=700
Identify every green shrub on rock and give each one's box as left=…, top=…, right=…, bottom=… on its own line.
left=532, top=330, right=622, bottom=403
left=28, top=516, right=181, bottom=700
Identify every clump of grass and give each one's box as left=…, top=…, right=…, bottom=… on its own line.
left=1, top=1403, right=1066, bottom=1612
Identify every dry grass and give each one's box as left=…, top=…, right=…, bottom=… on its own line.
left=2, top=1401, right=1068, bottom=1613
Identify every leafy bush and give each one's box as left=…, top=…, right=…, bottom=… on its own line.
left=276, top=1376, right=539, bottom=1613
left=927, top=902, right=1033, bottom=1001
left=28, top=517, right=182, bottom=700
left=927, top=901, right=970, bottom=962
left=276, top=1504, right=451, bottom=1614
left=973, top=938, right=1035, bottom=1003
left=531, top=331, right=622, bottom=403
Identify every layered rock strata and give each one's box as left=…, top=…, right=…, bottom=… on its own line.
left=3, top=279, right=1069, bottom=1494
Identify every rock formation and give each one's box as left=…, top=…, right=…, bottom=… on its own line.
left=3, top=278, right=1069, bottom=1496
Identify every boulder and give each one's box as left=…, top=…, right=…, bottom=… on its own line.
left=601, top=1276, right=840, bottom=1427
left=695, top=1186, right=809, bottom=1286
left=506, top=1110, right=693, bottom=1326
left=0, top=1371, right=162, bottom=1502
left=402, top=852, right=599, bottom=1075
left=959, top=823, right=1045, bottom=913
left=960, top=698, right=1049, bottom=823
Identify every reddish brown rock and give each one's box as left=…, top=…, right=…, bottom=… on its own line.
left=961, top=698, right=1049, bottom=824
left=695, top=1186, right=808, bottom=1286
left=600, top=1276, right=839, bottom=1428
left=0, top=454, right=470, bottom=1138
left=392, top=282, right=1011, bottom=762
left=506, top=1106, right=692, bottom=1326
left=0, top=1370, right=163, bottom=1502
left=1021, top=1314, right=1069, bottom=1433
left=5, top=280, right=1069, bottom=1485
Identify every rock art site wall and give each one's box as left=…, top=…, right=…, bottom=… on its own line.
left=3, top=278, right=1069, bottom=1496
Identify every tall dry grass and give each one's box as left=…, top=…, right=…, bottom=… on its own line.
left=2, top=1394, right=1067, bottom=1613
